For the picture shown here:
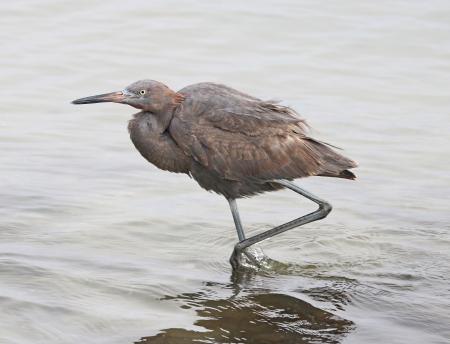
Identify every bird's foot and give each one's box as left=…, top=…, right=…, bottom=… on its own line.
left=229, top=244, right=272, bottom=271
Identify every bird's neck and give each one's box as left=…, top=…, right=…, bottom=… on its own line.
left=138, top=90, right=185, bottom=133
left=136, top=108, right=174, bottom=134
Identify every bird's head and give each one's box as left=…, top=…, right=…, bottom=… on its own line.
left=72, top=79, right=184, bottom=112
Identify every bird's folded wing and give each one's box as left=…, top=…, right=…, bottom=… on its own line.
left=170, top=102, right=355, bottom=182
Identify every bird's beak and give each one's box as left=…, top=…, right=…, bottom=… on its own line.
left=71, top=91, right=126, bottom=105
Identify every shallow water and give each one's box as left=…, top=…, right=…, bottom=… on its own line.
left=1, top=1, right=450, bottom=343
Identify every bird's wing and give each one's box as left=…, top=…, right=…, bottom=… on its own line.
left=170, top=87, right=356, bottom=182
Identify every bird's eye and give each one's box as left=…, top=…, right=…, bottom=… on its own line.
left=139, top=89, right=146, bottom=95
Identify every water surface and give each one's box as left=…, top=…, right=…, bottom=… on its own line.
left=1, top=1, right=449, bottom=343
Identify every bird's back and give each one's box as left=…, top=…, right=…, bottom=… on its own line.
left=177, top=82, right=300, bottom=122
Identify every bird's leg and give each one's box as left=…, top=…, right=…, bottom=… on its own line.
left=230, top=180, right=332, bottom=269
left=228, top=198, right=246, bottom=242
left=227, top=199, right=266, bottom=269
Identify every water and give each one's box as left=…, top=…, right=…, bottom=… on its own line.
left=1, top=1, right=449, bottom=343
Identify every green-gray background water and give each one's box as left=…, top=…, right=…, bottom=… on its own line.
left=1, top=1, right=449, bottom=343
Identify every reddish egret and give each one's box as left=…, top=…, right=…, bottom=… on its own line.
left=72, top=80, right=357, bottom=269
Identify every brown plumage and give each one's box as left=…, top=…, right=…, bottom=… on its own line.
left=73, top=80, right=357, bottom=199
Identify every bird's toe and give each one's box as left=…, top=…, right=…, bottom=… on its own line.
left=229, top=246, right=242, bottom=270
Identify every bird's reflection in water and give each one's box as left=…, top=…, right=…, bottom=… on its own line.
left=135, top=269, right=354, bottom=344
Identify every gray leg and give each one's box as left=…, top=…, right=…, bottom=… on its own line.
left=228, top=198, right=262, bottom=268
left=229, top=179, right=332, bottom=270
left=228, top=198, right=246, bottom=241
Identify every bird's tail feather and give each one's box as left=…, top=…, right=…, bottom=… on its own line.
left=305, top=138, right=357, bottom=180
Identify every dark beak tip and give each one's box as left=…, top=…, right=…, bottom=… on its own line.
left=70, top=92, right=124, bottom=105
left=71, top=97, right=92, bottom=105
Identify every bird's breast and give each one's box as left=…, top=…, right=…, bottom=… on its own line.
left=128, top=115, right=190, bottom=174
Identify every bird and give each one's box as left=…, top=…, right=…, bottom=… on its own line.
left=72, top=80, right=357, bottom=269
